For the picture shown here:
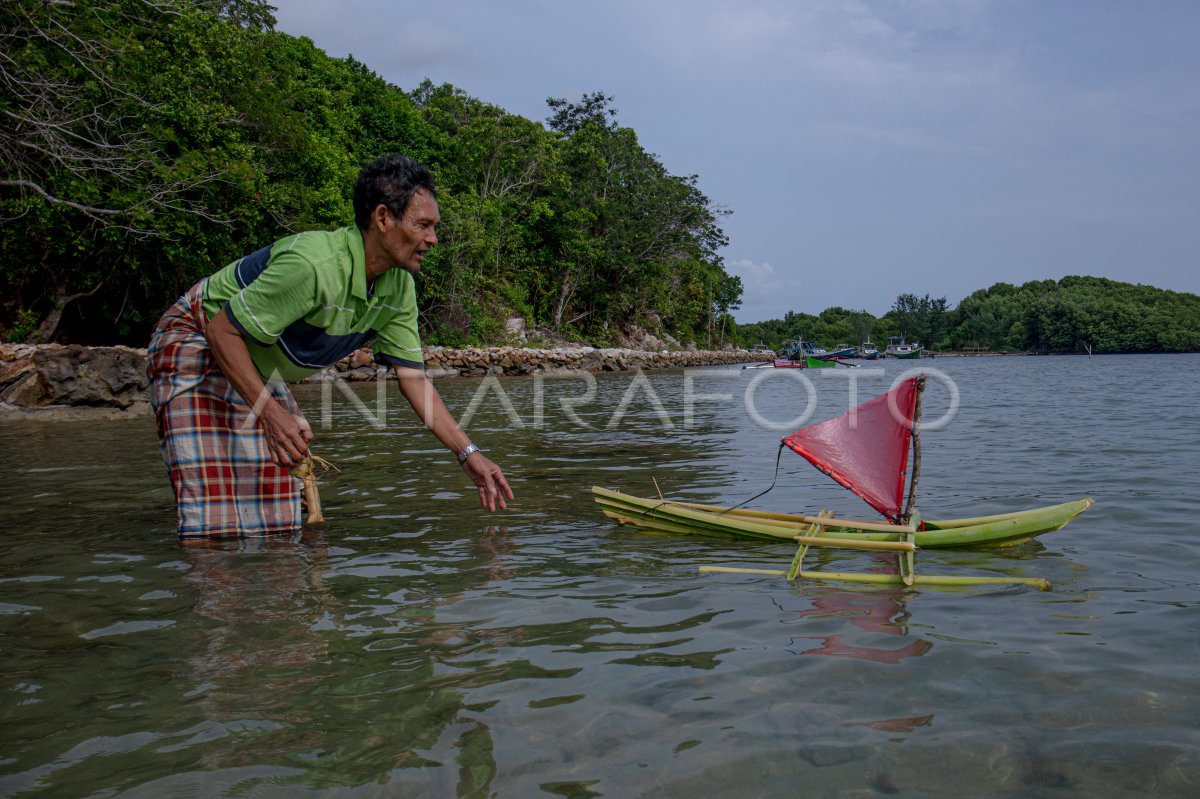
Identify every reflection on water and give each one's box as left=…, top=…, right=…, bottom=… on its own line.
left=173, top=529, right=518, bottom=795
left=2, top=356, right=1200, bottom=797
left=842, top=713, right=935, bottom=733
left=797, top=576, right=935, bottom=664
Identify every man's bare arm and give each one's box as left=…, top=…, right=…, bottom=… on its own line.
left=393, top=365, right=514, bottom=511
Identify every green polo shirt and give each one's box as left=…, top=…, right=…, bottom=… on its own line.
left=201, top=227, right=423, bottom=382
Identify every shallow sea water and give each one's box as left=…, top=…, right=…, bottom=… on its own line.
left=1, top=354, right=1198, bottom=797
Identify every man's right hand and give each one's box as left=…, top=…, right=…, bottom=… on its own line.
left=259, top=403, right=313, bottom=467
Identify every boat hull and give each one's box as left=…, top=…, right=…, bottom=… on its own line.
left=592, top=487, right=1093, bottom=548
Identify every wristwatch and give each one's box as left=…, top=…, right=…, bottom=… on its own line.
left=457, top=443, right=481, bottom=464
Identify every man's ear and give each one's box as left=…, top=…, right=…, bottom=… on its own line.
left=372, top=203, right=391, bottom=232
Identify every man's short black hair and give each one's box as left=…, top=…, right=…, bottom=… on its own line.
left=353, top=154, right=437, bottom=230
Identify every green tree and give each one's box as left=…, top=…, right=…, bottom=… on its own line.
left=886, top=293, right=949, bottom=348
left=542, top=92, right=731, bottom=343
left=1, top=1, right=258, bottom=338
left=712, top=274, right=743, bottom=346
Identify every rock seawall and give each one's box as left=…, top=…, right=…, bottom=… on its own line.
left=0, top=344, right=152, bottom=416
left=319, top=345, right=760, bottom=382
left=0, top=343, right=760, bottom=414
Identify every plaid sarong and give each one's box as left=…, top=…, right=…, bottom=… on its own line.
left=148, top=280, right=304, bottom=537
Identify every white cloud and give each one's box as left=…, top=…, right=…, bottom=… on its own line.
left=273, top=2, right=487, bottom=76
left=728, top=258, right=804, bottom=322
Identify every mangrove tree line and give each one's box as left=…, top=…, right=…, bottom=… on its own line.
left=735, top=276, right=1200, bottom=354
left=1, top=0, right=736, bottom=347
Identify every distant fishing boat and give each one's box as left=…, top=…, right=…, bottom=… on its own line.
left=857, top=341, right=882, bottom=359
left=779, top=339, right=852, bottom=361
left=740, top=342, right=777, bottom=369
left=824, top=344, right=858, bottom=360
left=886, top=336, right=923, bottom=359
left=780, top=339, right=817, bottom=358
left=749, top=339, right=858, bottom=369
left=771, top=339, right=812, bottom=367
left=743, top=339, right=814, bottom=369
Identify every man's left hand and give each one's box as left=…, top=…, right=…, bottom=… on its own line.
left=461, top=453, right=514, bottom=512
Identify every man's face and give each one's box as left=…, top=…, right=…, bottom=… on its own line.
left=385, top=188, right=440, bottom=274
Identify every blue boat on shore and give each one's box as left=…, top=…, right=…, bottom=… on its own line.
left=823, top=344, right=858, bottom=360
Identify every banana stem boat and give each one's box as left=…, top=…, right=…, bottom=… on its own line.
left=593, top=374, right=1094, bottom=590
left=592, top=488, right=1093, bottom=549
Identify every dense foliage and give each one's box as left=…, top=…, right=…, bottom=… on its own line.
left=735, top=307, right=884, bottom=354
left=1, top=0, right=733, bottom=347
left=950, top=276, right=1200, bottom=353
left=735, top=277, right=1200, bottom=354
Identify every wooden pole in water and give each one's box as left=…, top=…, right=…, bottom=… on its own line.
left=290, top=457, right=324, bottom=524
left=290, top=455, right=340, bottom=525
left=302, top=471, right=323, bottom=523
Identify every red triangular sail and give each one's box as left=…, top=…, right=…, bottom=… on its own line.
left=781, top=377, right=919, bottom=521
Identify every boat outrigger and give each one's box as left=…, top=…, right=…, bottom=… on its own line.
left=593, top=375, right=1094, bottom=590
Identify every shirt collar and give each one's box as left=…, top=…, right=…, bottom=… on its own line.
left=348, top=226, right=369, bottom=300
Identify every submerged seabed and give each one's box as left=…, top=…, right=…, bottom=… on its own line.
left=1, top=354, right=1198, bottom=798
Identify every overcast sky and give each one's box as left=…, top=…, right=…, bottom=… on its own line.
left=271, top=0, right=1199, bottom=322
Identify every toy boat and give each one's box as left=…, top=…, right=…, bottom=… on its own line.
left=593, top=375, right=1094, bottom=590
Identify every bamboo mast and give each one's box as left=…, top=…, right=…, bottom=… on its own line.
left=901, top=375, right=926, bottom=525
